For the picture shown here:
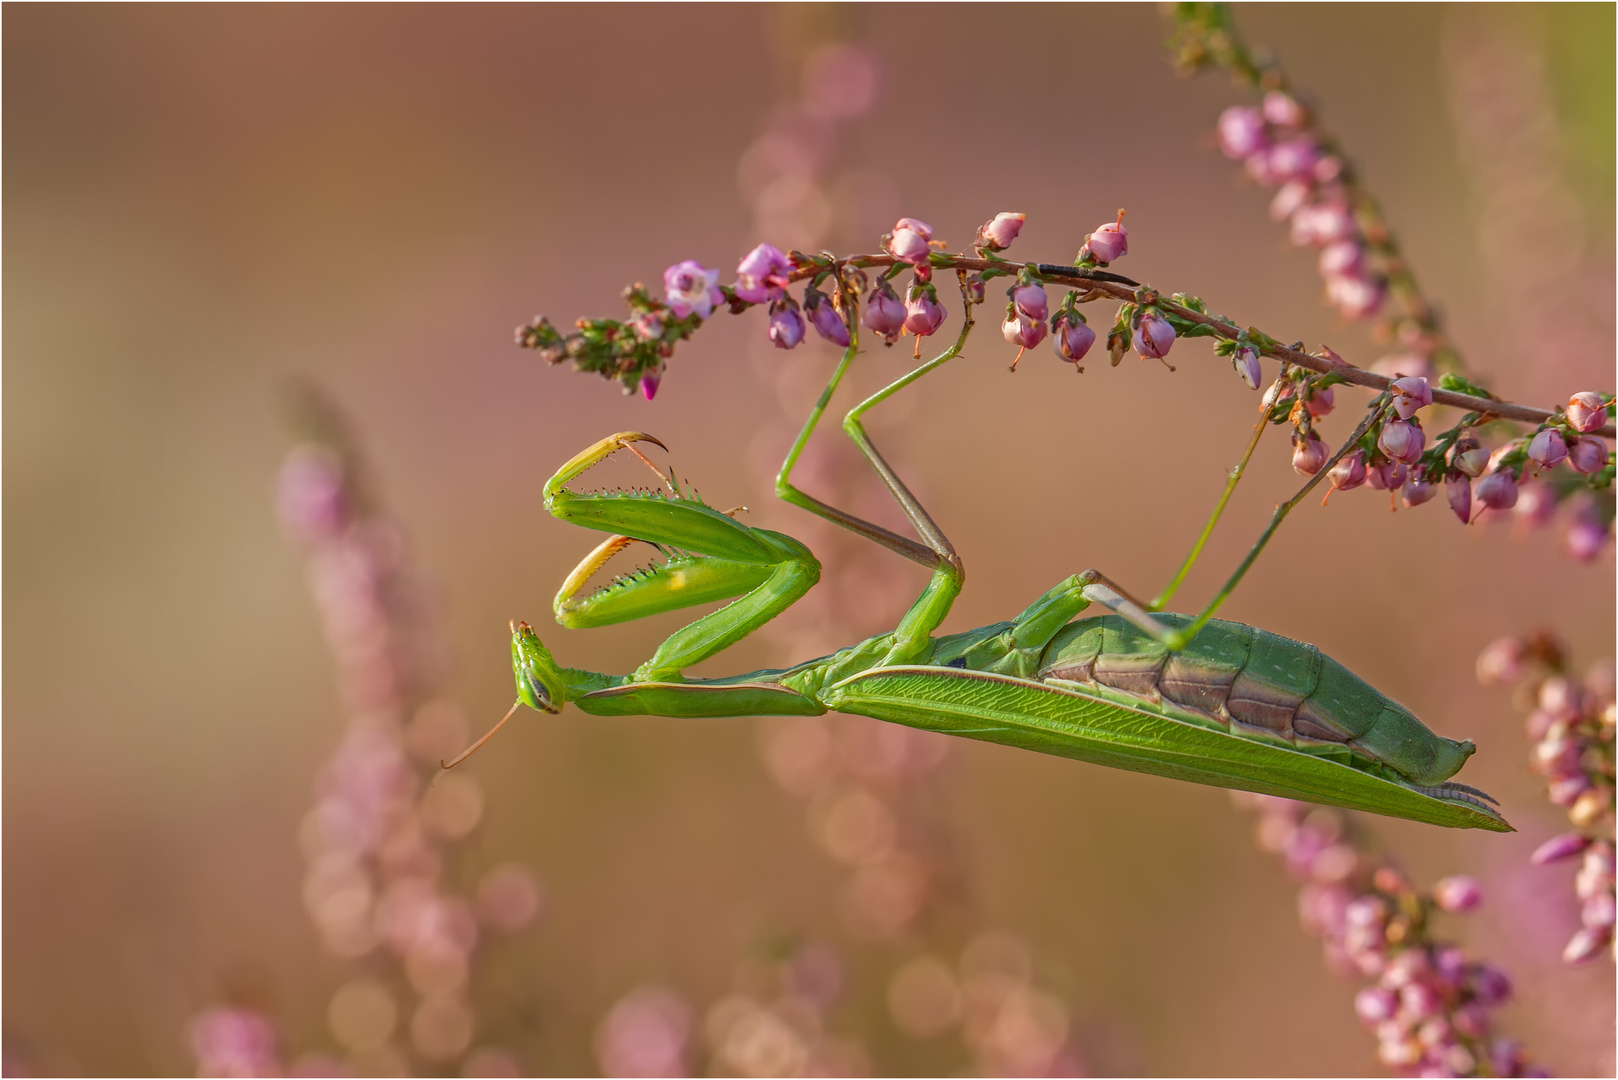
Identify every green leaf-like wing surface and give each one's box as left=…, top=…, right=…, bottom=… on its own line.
left=822, top=667, right=1511, bottom=832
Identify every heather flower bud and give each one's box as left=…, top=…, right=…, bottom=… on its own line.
left=1299, top=386, right=1332, bottom=418
left=1135, top=310, right=1175, bottom=359
left=1318, top=240, right=1365, bottom=279
left=1567, top=391, right=1609, bottom=433
left=1233, top=345, right=1262, bottom=390
left=1513, top=482, right=1556, bottom=529
left=1268, top=136, right=1321, bottom=182
left=1053, top=314, right=1095, bottom=365
left=640, top=368, right=662, bottom=401
left=802, top=286, right=851, bottom=347
left=1527, top=428, right=1568, bottom=469
left=1389, top=376, right=1432, bottom=419
left=1263, top=90, right=1306, bottom=128
left=1433, top=876, right=1484, bottom=913
left=1566, top=512, right=1610, bottom=562
left=1563, top=926, right=1612, bottom=965
left=1449, top=434, right=1488, bottom=478
left=1475, top=636, right=1525, bottom=686
left=1270, top=181, right=1310, bottom=222
left=1087, top=212, right=1128, bottom=263
left=767, top=299, right=806, bottom=349
left=1001, top=310, right=1046, bottom=350
left=1367, top=460, right=1408, bottom=491
left=1292, top=432, right=1329, bottom=476
left=862, top=281, right=907, bottom=345
left=1355, top=988, right=1398, bottom=1026
left=629, top=312, right=665, bottom=342
left=664, top=260, right=723, bottom=319
left=1378, top=419, right=1426, bottom=465
left=1217, top=106, right=1268, bottom=159
left=965, top=274, right=986, bottom=304
left=1290, top=202, right=1354, bottom=247
left=977, top=212, right=1025, bottom=252
left=1326, top=273, right=1385, bottom=319
left=1402, top=472, right=1437, bottom=508
left=1327, top=451, right=1368, bottom=494
left=1567, top=435, right=1609, bottom=475
left=733, top=242, right=792, bottom=302
left=1531, top=832, right=1592, bottom=865
left=1012, top=282, right=1048, bottom=321
left=903, top=285, right=946, bottom=336
left=1475, top=470, right=1519, bottom=511
left=887, top=218, right=934, bottom=265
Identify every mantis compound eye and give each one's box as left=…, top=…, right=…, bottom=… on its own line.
left=510, top=620, right=566, bottom=715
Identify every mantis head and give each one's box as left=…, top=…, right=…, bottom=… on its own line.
left=511, top=620, right=566, bottom=714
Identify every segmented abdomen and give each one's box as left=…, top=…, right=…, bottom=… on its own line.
left=1036, top=614, right=1473, bottom=786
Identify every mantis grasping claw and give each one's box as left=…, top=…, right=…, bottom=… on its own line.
left=463, top=276, right=1510, bottom=833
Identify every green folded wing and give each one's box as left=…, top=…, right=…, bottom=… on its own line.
left=822, top=666, right=1510, bottom=832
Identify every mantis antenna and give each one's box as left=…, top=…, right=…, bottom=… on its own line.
left=441, top=699, right=522, bottom=771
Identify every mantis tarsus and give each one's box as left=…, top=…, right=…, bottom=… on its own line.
left=464, top=272, right=1510, bottom=833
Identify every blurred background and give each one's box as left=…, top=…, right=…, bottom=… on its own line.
left=5, top=4, right=1613, bottom=1076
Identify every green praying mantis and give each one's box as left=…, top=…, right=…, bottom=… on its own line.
left=460, top=272, right=1510, bottom=833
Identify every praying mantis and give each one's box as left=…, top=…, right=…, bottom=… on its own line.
left=464, top=272, right=1510, bottom=833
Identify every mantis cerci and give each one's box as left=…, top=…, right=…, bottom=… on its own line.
left=460, top=271, right=1510, bottom=833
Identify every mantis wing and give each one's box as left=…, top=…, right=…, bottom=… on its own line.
left=822, top=666, right=1511, bottom=832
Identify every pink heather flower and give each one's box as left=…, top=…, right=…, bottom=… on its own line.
left=1474, top=636, right=1525, bottom=686
left=1217, top=106, right=1268, bottom=159
left=663, top=260, right=723, bottom=319
left=1087, top=212, right=1128, bottom=263
left=887, top=217, right=933, bottom=265
left=1053, top=314, right=1095, bottom=365
left=1355, top=987, right=1398, bottom=1026
left=1318, top=240, right=1365, bottom=279
left=1290, top=203, right=1354, bottom=247
left=977, top=212, right=1025, bottom=251
left=1367, top=460, right=1408, bottom=491
left=279, top=447, right=348, bottom=542
left=1526, top=428, right=1568, bottom=470
left=862, top=281, right=906, bottom=345
left=1270, top=181, right=1310, bottom=222
left=768, top=300, right=806, bottom=350
left=1135, top=311, right=1175, bottom=359
left=1263, top=91, right=1306, bottom=127
left=1564, top=926, right=1613, bottom=965
left=903, top=287, right=946, bottom=336
left=1001, top=311, right=1046, bottom=350
left=737, top=242, right=790, bottom=280
left=1449, top=435, right=1489, bottom=477
left=1306, top=385, right=1334, bottom=417
left=965, top=274, right=987, bottom=304
left=1327, top=450, right=1368, bottom=494
left=1433, top=876, right=1484, bottom=913
left=803, top=288, right=851, bottom=347
left=1012, top=282, right=1048, bottom=321
left=1267, top=135, right=1320, bottom=181
left=1378, top=419, right=1425, bottom=465
left=1567, top=392, right=1609, bottom=433
left=1389, top=376, right=1433, bottom=419
left=1292, top=432, right=1329, bottom=476
left=1567, top=435, right=1609, bottom=475
left=1475, top=470, right=1519, bottom=511
left=1566, top=513, right=1610, bottom=562
left=1403, top=471, right=1437, bottom=508
left=640, top=369, right=662, bottom=401
left=1233, top=345, right=1262, bottom=390
left=1326, top=274, right=1385, bottom=319
left=1513, top=482, right=1557, bottom=529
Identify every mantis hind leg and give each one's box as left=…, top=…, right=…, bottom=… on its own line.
left=775, top=272, right=979, bottom=664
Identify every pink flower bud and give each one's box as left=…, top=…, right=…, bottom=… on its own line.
left=1291, top=202, right=1354, bottom=247
left=1476, top=470, right=1519, bottom=511
left=1217, top=106, right=1269, bottom=159
left=965, top=274, right=986, bottom=305
left=1233, top=346, right=1262, bottom=390
left=1263, top=91, right=1306, bottom=128
left=1087, top=213, right=1128, bottom=263
left=1449, top=434, right=1488, bottom=478
left=1318, top=240, right=1365, bottom=279
left=1379, top=419, right=1426, bottom=465
left=1306, top=385, right=1334, bottom=417
left=1567, top=392, right=1609, bottom=433
left=1270, top=181, right=1311, bottom=222
left=1136, top=311, right=1175, bottom=359
left=1389, top=376, right=1433, bottom=419
left=1566, top=513, right=1610, bottom=562
left=1563, top=925, right=1612, bottom=965
left=903, top=287, right=946, bottom=336
left=1433, top=876, right=1484, bottom=913
left=1268, top=135, right=1320, bottom=180
left=1548, top=773, right=1592, bottom=807
left=1475, top=637, right=1525, bottom=686
left=1585, top=891, right=1617, bottom=929
left=1399, top=982, right=1443, bottom=1019
left=768, top=301, right=805, bottom=349
left=802, top=287, right=850, bottom=347
left=1053, top=315, right=1095, bottom=365
left=1012, top=282, right=1048, bottom=321
left=640, top=369, right=662, bottom=401
left=1527, top=429, right=1568, bottom=469
left=1531, top=832, right=1592, bottom=866
left=1513, top=482, right=1556, bottom=529
left=887, top=218, right=934, bottom=265
left=1403, top=472, right=1437, bottom=508
left=1567, top=435, right=1609, bottom=475
left=1000, top=311, right=1046, bottom=350
left=1368, top=461, right=1408, bottom=491
left=1355, top=988, right=1398, bottom=1026
left=977, top=212, right=1024, bottom=251
left=1328, top=450, right=1368, bottom=494
left=664, top=260, right=723, bottom=319
left=737, top=242, right=791, bottom=281
left=1470, top=965, right=1512, bottom=1006
left=1292, top=432, right=1329, bottom=476
left=862, top=281, right=906, bottom=345
left=1446, top=473, right=1472, bottom=523
left=1326, top=273, right=1385, bottom=319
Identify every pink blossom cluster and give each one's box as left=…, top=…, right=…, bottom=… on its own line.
left=200, top=431, right=544, bottom=1077
left=1477, top=635, right=1616, bottom=965
left=1236, top=793, right=1540, bottom=1077
left=1217, top=95, right=1385, bottom=322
